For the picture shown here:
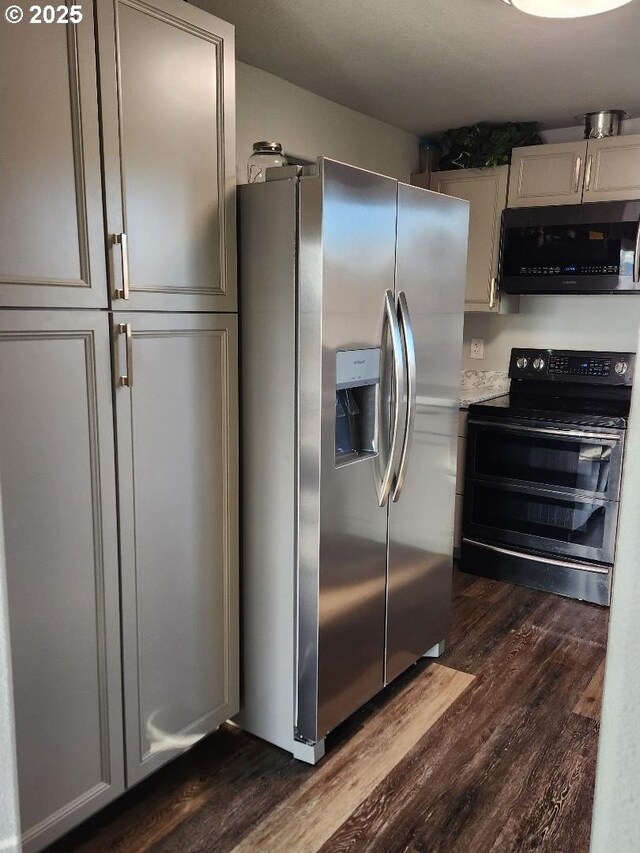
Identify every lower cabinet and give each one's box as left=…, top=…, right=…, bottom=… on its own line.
left=113, top=312, right=239, bottom=784
left=0, top=312, right=125, bottom=852
left=0, top=310, right=239, bottom=849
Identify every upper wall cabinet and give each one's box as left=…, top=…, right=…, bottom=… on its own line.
left=97, top=0, right=237, bottom=312
left=508, top=134, right=640, bottom=208
left=582, top=135, right=640, bottom=202
left=0, top=7, right=107, bottom=308
left=508, top=141, right=587, bottom=208
left=421, top=166, right=517, bottom=314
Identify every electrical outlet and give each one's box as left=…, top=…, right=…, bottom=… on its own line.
left=470, top=338, right=484, bottom=360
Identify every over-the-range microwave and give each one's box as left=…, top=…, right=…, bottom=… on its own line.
left=500, top=200, right=640, bottom=295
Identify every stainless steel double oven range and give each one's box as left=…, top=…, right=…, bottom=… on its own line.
left=461, top=348, right=635, bottom=605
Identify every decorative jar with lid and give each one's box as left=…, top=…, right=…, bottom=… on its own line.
left=247, top=141, right=288, bottom=183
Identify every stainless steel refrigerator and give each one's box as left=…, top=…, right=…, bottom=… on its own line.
left=239, top=158, right=468, bottom=763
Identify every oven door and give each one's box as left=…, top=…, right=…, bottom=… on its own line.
left=462, top=480, right=618, bottom=565
left=466, top=417, right=624, bottom=501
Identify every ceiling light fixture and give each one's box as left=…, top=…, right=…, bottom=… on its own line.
left=501, top=0, right=634, bottom=17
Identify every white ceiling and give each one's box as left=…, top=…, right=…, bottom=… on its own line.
left=192, top=0, right=640, bottom=137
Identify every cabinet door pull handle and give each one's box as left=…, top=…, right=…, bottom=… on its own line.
left=113, top=233, right=130, bottom=300
left=584, top=155, right=593, bottom=192
left=489, top=277, right=497, bottom=309
left=118, top=323, right=133, bottom=387
left=573, top=157, right=582, bottom=193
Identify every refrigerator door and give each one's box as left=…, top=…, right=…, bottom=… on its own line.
left=296, top=159, right=399, bottom=743
left=385, top=183, right=469, bottom=684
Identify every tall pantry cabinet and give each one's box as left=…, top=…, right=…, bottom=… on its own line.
left=0, top=2, right=238, bottom=851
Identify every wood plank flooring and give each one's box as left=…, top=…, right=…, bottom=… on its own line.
left=232, top=664, right=473, bottom=853
left=573, top=661, right=605, bottom=721
left=48, top=569, right=608, bottom=853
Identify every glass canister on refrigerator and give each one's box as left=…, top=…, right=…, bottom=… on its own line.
left=247, top=141, right=288, bottom=183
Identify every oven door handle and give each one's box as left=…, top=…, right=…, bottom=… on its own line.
left=462, top=538, right=610, bottom=575
left=468, top=418, right=622, bottom=443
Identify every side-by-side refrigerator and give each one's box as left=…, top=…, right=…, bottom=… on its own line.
left=239, top=158, right=469, bottom=762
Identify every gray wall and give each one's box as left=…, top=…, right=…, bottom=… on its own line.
left=236, top=62, right=420, bottom=184
left=590, top=323, right=640, bottom=852
left=0, top=486, right=21, bottom=853
left=463, top=296, right=640, bottom=370
left=462, top=117, right=640, bottom=372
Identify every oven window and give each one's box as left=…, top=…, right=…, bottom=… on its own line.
left=469, top=485, right=606, bottom=551
left=472, top=429, right=613, bottom=494
left=502, top=220, right=637, bottom=278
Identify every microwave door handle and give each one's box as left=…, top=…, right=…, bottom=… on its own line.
left=392, top=291, right=416, bottom=502
left=634, top=216, right=640, bottom=283
left=378, top=289, right=406, bottom=507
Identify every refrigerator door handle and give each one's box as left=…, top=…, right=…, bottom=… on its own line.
left=378, top=289, right=406, bottom=507
left=392, top=291, right=416, bottom=502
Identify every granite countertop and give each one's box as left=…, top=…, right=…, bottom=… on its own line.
left=460, top=370, right=510, bottom=410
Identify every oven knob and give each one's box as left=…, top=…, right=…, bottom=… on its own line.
left=516, top=356, right=528, bottom=370
left=533, top=357, right=545, bottom=371
left=614, top=360, right=629, bottom=376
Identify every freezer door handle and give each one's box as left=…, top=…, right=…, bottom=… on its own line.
left=392, top=291, right=416, bottom=502
left=378, top=289, right=406, bottom=507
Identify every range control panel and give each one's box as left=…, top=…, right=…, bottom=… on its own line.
left=509, top=349, right=635, bottom=385
left=548, top=354, right=611, bottom=377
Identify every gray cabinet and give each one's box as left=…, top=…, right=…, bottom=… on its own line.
left=1, top=1, right=239, bottom=847
left=425, top=166, right=517, bottom=313
left=97, top=0, right=237, bottom=312
left=508, top=135, right=640, bottom=207
left=0, top=6, right=107, bottom=308
left=114, top=313, right=239, bottom=785
left=0, top=313, right=124, bottom=852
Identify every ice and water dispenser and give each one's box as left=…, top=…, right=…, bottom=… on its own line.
left=335, top=348, right=380, bottom=466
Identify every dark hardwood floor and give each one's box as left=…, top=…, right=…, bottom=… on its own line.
left=49, top=569, right=608, bottom=853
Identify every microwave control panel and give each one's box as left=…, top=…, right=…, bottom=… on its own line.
left=509, top=349, right=635, bottom=385
left=517, top=265, right=619, bottom=276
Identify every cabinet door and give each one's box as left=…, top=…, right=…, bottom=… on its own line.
left=583, top=135, right=640, bottom=203
left=0, top=7, right=107, bottom=308
left=507, top=142, right=588, bottom=208
left=97, top=0, right=236, bottom=312
left=0, top=313, right=124, bottom=852
left=114, top=313, right=239, bottom=785
left=429, top=166, right=509, bottom=312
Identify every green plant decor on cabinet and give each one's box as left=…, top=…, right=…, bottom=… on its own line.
left=438, top=122, right=543, bottom=170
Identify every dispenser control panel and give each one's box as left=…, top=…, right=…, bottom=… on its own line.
left=336, top=348, right=380, bottom=389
